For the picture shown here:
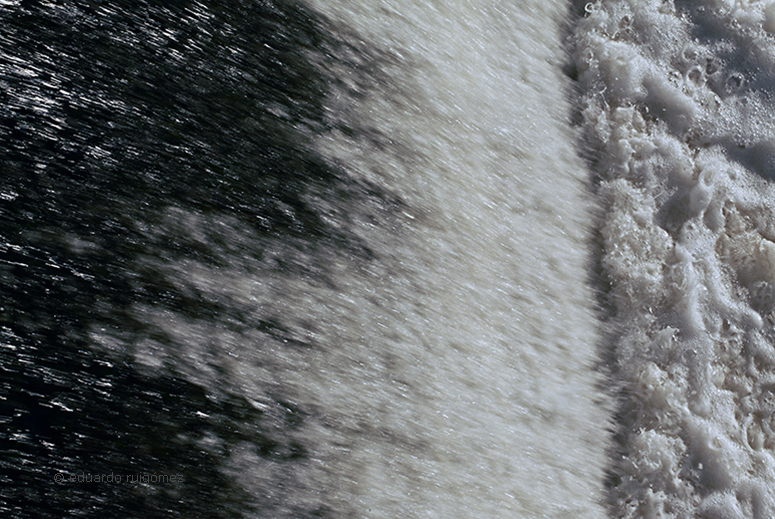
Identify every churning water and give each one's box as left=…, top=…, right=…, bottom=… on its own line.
left=576, top=1, right=775, bottom=517
left=3, top=0, right=775, bottom=518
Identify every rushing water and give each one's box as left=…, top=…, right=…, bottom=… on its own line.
left=3, top=0, right=775, bottom=518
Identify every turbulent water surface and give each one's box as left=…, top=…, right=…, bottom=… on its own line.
left=3, top=0, right=775, bottom=518
left=575, top=1, right=775, bottom=517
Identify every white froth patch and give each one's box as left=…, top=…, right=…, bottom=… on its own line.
left=576, top=0, right=775, bottom=517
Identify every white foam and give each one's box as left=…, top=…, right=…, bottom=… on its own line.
left=575, top=0, right=775, bottom=516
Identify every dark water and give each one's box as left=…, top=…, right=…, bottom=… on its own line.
left=1, top=1, right=394, bottom=516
